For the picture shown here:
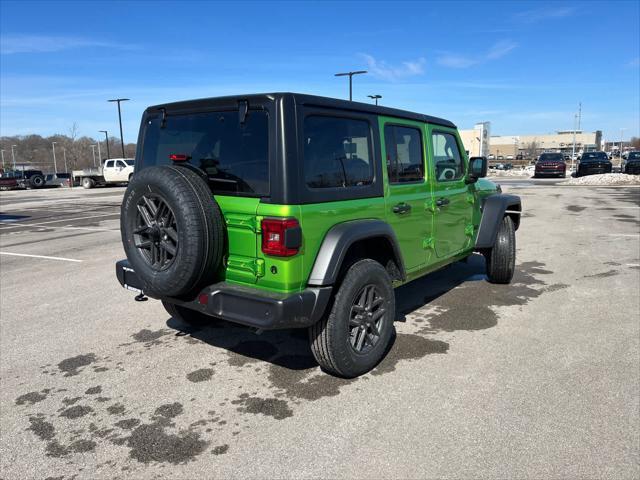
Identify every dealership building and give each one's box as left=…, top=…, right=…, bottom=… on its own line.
left=460, top=122, right=603, bottom=159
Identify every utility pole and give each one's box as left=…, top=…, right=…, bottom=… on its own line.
left=91, top=145, right=97, bottom=167
left=1, top=150, right=5, bottom=169
left=577, top=102, right=582, bottom=131
left=11, top=145, right=17, bottom=170
left=97, top=140, right=102, bottom=165
left=99, top=130, right=110, bottom=159
left=367, top=94, right=382, bottom=105
left=571, top=114, right=578, bottom=172
left=108, top=98, right=130, bottom=158
left=335, top=71, right=367, bottom=101
left=52, top=142, right=58, bottom=173
left=63, top=147, right=68, bottom=173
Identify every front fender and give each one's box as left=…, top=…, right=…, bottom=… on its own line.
left=475, top=194, right=521, bottom=249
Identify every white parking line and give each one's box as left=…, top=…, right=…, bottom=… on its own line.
left=0, top=251, right=83, bottom=262
left=607, top=234, right=640, bottom=237
left=0, top=213, right=119, bottom=229
left=0, top=222, right=119, bottom=233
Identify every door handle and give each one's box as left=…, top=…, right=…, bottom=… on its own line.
left=393, top=203, right=412, bottom=214
left=436, top=198, right=450, bottom=207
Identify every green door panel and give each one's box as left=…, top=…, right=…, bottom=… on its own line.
left=426, top=126, right=475, bottom=258
left=379, top=116, right=435, bottom=271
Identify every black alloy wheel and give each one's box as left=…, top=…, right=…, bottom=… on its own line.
left=134, top=194, right=178, bottom=271
left=348, top=284, right=386, bottom=354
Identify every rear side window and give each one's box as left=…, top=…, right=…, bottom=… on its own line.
left=384, top=125, right=424, bottom=183
left=303, top=116, right=373, bottom=189
left=432, top=131, right=465, bottom=181
left=141, top=110, right=269, bottom=196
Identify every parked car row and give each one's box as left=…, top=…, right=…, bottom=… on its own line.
left=532, top=151, right=640, bottom=178
left=0, top=168, right=46, bottom=190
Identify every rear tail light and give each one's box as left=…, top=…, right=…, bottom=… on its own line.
left=261, top=218, right=302, bottom=257
left=169, top=154, right=190, bottom=161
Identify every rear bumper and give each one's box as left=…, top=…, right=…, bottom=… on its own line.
left=115, top=259, right=331, bottom=330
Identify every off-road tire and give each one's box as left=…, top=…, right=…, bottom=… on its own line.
left=485, top=215, right=516, bottom=284
left=309, top=259, right=395, bottom=378
left=162, top=301, right=213, bottom=327
left=29, top=175, right=45, bottom=188
left=121, top=165, right=224, bottom=298
left=82, top=177, right=95, bottom=189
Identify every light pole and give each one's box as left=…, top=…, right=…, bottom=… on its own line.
left=108, top=98, right=129, bottom=158
left=11, top=145, right=17, bottom=170
left=63, top=147, right=68, bottom=173
left=99, top=130, right=110, bottom=159
left=91, top=145, right=97, bottom=167
left=1, top=150, right=5, bottom=169
left=334, top=71, right=367, bottom=101
left=367, top=94, right=382, bottom=105
left=51, top=142, right=58, bottom=174
left=620, top=128, right=626, bottom=163
left=571, top=113, right=578, bottom=172
left=97, top=140, right=102, bottom=165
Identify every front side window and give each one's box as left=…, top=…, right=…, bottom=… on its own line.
left=141, top=110, right=269, bottom=196
left=116, top=160, right=127, bottom=168
left=432, top=131, right=465, bottom=181
left=384, top=125, right=424, bottom=183
left=303, top=116, right=373, bottom=189
left=105, top=160, right=114, bottom=168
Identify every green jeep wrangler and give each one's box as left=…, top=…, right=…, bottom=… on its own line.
left=116, top=93, right=521, bottom=377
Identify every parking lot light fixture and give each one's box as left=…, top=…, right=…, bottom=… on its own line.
left=335, top=71, right=367, bottom=101
left=368, top=94, right=382, bottom=105
left=99, top=130, right=110, bottom=159
left=108, top=98, right=130, bottom=158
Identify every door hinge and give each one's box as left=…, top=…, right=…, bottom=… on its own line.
left=227, top=256, right=265, bottom=278
left=422, top=237, right=435, bottom=249
left=464, top=224, right=475, bottom=237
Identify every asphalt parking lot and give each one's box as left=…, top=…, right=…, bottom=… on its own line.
left=1, top=182, right=639, bottom=479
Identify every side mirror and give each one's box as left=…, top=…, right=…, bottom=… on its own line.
left=466, top=156, right=487, bottom=183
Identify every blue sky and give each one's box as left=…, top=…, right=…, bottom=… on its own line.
left=1, top=0, right=638, bottom=143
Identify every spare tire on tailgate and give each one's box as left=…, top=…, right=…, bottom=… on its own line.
left=120, top=165, right=224, bottom=298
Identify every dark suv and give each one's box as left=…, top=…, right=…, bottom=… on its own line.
left=576, top=152, right=612, bottom=177
left=534, top=153, right=566, bottom=178
left=116, top=93, right=521, bottom=377
left=621, top=152, right=640, bottom=174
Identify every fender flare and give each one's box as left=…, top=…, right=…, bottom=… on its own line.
left=475, top=194, right=521, bottom=249
left=307, top=219, right=405, bottom=286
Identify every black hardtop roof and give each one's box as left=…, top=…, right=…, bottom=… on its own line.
left=147, top=92, right=456, bottom=129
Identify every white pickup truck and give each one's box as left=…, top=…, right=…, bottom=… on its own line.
left=72, top=158, right=135, bottom=189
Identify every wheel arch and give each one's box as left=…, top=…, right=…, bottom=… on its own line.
left=475, top=194, right=521, bottom=249
left=307, top=220, right=405, bottom=287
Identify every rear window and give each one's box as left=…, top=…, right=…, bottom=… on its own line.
left=539, top=153, right=563, bottom=162
left=141, top=110, right=269, bottom=196
left=581, top=152, right=608, bottom=161
left=303, top=115, right=373, bottom=189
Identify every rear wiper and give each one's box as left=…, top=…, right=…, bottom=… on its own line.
left=238, top=100, right=249, bottom=125
left=159, top=108, right=167, bottom=128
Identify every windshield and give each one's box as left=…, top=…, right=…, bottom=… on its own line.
left=581, top=152, right=608, bottom=161
left=141, top=110, right=269, bottom=196
left=539, top=153, right=563, bottom=162
left=628, top=152, right=640, bottom=160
